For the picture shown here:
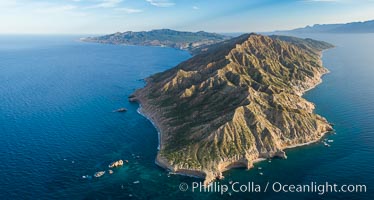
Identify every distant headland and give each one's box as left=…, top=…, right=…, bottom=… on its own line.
left=81, top=29, right=231, bottom=55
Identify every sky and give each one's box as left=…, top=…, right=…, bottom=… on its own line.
left=0, top=0, right=374, bottom=34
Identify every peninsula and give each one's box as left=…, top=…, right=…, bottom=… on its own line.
left=130, top=33, right=334, bottom=184
left=81, top=29, right=230, bottom=54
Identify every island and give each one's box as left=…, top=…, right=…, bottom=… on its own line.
left=130, top=33, right=334, bottom=185
left=81, top=29, right=230, bottom=54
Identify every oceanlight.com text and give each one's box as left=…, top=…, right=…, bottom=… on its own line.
left=179, top=181, right=367, bottom=195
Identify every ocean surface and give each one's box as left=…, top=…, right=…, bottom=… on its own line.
left=0, top=34, right=373, bottom=199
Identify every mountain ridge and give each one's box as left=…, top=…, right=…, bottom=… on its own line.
left=278, top=20, right=374, bottom=33
left=130, top=33, right=334, bottom=184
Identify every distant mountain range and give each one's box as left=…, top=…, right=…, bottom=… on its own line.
left=81, top=29, right=230, bottom=54
left=280, top=20, right=374, bottom=33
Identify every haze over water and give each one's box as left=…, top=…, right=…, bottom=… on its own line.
left=0, top=34, right=373, bottom=199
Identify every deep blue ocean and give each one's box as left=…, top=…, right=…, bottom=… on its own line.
left=0, top=34, right=373, bottom=199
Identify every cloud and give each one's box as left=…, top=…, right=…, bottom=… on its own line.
left=115, top=7, right=143, bottom=14
left=89, top=0, right=123, bottom=8
left=192, top=6, right=199, bottom=10
left=34, top=5, right=77, bottom=13
left=146, top=0, right=175, bottom=7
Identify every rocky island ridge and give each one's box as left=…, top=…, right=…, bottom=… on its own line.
left=129, top=33, right=334, bottom=185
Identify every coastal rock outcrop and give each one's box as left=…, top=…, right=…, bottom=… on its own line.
left=114, top=108, right=127, bottom=112
left=108, top=160, right=124, bottom=168
left=94, top=171, right=105, bottom=178
left=131, top=33, right=334, bottom=184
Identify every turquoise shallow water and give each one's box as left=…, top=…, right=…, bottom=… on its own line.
left=0, top=34, right=373, bottom=199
